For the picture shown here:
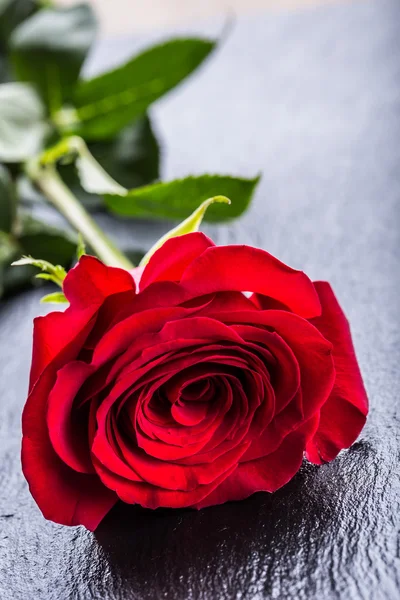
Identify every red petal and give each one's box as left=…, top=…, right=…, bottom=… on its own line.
left=263, top=311, right=335, bottom=418
left=306, top=281, right=368, bottom=463
left=200, top=291, right=258, bottom=314
left=30, top=256, right=134, bottom=390
left=63, top=255, right=135, bottom=309
left=23, top=432, right=116, bottom=530
left=47, top=361, right=95, bottom=474
left=195, top=415, right=319, bottom=508
left=94, top=459, right=237, bottom=509
left=140, top=232, right=214, bottom=290
left=210, top=309, right=335, bottom=419
left=181, top=245, right=321, bottom=318
left=29, top=305, right=95, bottom=391
left=250, top=293, right=290, bottom=311
left=230, top=325, right=301, bottom=412
left=101, top=434, right=249, bottom=492
left=22, top=320, right=116, bottom=530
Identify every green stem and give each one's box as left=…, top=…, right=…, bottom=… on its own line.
left=38, top=0, right=54, bottom=8
left=28, top=163, right=133, bottom=270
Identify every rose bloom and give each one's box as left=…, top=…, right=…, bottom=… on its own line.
left=22, top=233, right=368, bottom=530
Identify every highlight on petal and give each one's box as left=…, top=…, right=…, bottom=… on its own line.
left=181, top=245, right=321, bottom=318
left=306, top=281, right=368, bottom=463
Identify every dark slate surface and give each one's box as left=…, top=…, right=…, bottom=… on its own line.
left=1, top=0, right=399, bottom=598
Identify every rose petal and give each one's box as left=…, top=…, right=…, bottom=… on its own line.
left=94, top=459, right=237, bottom=509
left=63, top=255, right=135, bottom=309
left=195, top=414, right=319, bottom=508
left=23, top=435, right=117, bottom=530
left=22, top=330, right=117, bottom=530
left=92, top=307, right=198, bottom=368
left=306, top=281, right=368, bottom=463
left=180, top=245, right=321, bottom=318
left=198, top=291, right=258, bottom=314
left=230, top=325, right=301, bottom=411
left=110, top=433, right=250, bottom=492
left=47, top=361, right=95, bottom=474
left=29, top=305, right=95, bottom=391
left=210, top=309, right=335, bottom=419
left=250, top=293, right=290, bottom=311
left=140, top=232, right=214, bottom=290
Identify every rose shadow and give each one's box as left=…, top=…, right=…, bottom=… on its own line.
left=92, top=447, right=372, bottom=599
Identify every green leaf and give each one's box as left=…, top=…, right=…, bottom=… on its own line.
left=11, top=254, right=67, bottom=287
left=89, top=114, right=160, bottom=189
left=140, top=196, right=231, bottom=267
left=0, top=0, right=38, bottom=44
left=0, top=82, right=47, bottom=162
left=40, top=290, right=68, bottom=303
left=39, top=134, right=126, bottom=197
left=73, top=137, right=126, bottom=195
left=105, top=174, right=260, bottom=222
left=59, top=114, right=161, bottom=209
left=10, top=3, right=97, bottom=112
left=71, top=37, right=215, bottom=140
left=0, top=163, right=15, bottom=231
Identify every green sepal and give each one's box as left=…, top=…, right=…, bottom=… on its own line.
left=76, top=233, right=86, bottom=259
left=11, top=255, right=67, bottom=287
left=40, top=290, right=68, bottom=303
left=140, top=196, right=230, bottom=266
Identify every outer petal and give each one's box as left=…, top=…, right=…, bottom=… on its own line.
left=306, top=281, right=368, bottom=463
left=47, top=361, right=95, bottom=474
left=94, top=459, right=237, bottom=510
left=63, top=255, right=135, bottom=309
left=29, top=305, right=95, bottom=391
left=22, top=319, right=117, bottom=530
left=30, top=256, right=134, bottom=389
left=195, top=415, right=319, bottom=508
left=180, top=245, right=321, bottom=318
left=139, top=232, right=214, bottom=290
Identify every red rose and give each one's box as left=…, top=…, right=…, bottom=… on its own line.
left=22, top=233, right=368, bottom=530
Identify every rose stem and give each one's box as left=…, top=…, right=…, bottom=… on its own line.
left=27, top=163, right=134, bottom=270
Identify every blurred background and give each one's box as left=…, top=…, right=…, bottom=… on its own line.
left=58, top=0, right=348, bottom=35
